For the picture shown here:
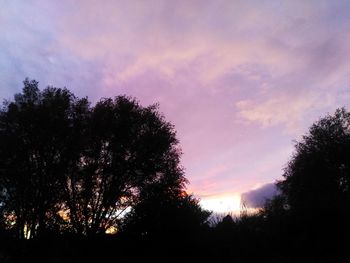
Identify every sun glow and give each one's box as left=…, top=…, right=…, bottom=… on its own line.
left=200, top=194, right=242, bottom=214
left=105, top=226, right=118, bottom=234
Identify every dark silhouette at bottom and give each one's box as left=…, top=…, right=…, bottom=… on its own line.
left=0, top=80, right=349, bottom=262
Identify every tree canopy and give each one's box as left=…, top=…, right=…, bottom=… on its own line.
left=0, top=79, right=200, bottom=238
left=267, top=108, right=350, bottom=245
left=280, top=108, right=350, bottom=213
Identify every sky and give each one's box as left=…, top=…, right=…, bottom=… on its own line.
left=1, top=0, right=350, bottom=213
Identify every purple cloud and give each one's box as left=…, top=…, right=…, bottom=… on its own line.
left=1, top=0, right=350, bottom=211
left=241, top=183, right=279, bottom=208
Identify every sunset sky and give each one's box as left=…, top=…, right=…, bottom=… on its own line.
left=1, top=0, right=350, bottom=212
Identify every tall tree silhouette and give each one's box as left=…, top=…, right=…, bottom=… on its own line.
left=0, top=79, right=81, bottom=238
left=270, top=108, right=350, bottom=255
left=280, top=108, right=350, bottom=216
left=0, top=79, right=186, bottom=238
left=64, top=96, right=186, bottom=236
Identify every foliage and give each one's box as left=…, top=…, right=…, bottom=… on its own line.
left=0, top=79, right=79, bottom=238
left=0, top=79, right=187, bottom=238
left=278, top=108, right=350, bottom=224
left=120, top=186, right=211, bottom=238
left=262, top=108, right=350, bottom=257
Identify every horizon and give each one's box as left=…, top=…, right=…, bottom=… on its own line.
left=1, top=0, right=350, bottom=213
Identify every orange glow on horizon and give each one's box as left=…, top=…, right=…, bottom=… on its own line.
left=105, top=226, right=118, bottom=234
left=199, top=194, right=242, bottom=214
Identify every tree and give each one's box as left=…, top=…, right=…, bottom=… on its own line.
left=0, top=79, right=187, bottom=238
left=64, top=96, right=187, bottom=236
left=280, top=108, right=350, bottom=214
left=271, top=108, right=350, bottom=253
left=120, top=188, right=211, bottom=239
left=0, top=79, right=81, bottom=238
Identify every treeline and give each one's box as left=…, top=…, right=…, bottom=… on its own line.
left=0, top=80, right=350, bottom=262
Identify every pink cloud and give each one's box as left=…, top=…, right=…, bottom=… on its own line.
left=236, top=90, right=336, bottom=134
left=2, top=1, right=350, bottom=212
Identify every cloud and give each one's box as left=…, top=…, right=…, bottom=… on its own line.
left=236, top=89, right=337, bottom=134
left=2, top=0, right=350, bottom=206
left=241, top=183, right=279, bottom=208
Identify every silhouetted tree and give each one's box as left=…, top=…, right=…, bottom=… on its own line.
left=64, top=96, right=187, bottom=236
left=268, top=108, right=350, bottom=257
left=279, top=108, right=350, bottom=220
left=0, top=79, right=187, bottom=238
left=262, top=195, right=290, bottom=237
left=0, top=79, right=82, bottom=238
left=120, top=187, right=210, bottom=239
left=214, top=214, right=237, bottom=239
